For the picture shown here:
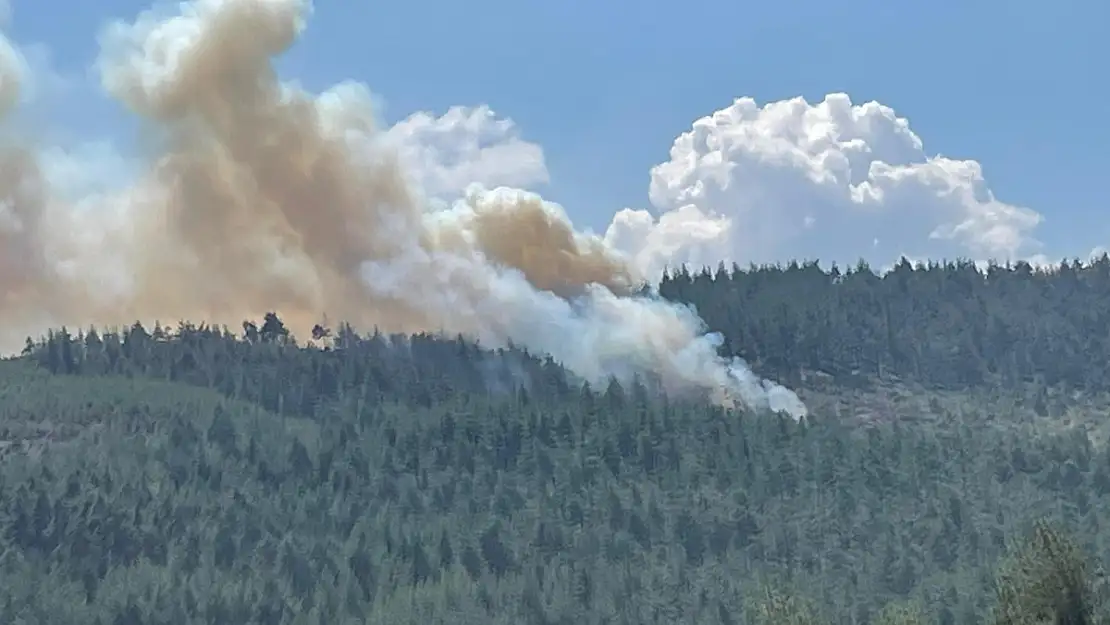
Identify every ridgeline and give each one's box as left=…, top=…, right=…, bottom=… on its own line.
left=3, top=258, right=1110, bottom=624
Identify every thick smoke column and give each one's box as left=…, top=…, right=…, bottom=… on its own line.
left=0, top=0, right=806, bottom=417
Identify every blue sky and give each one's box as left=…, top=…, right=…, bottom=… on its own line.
left=7, top=0, right=1109, bottom=267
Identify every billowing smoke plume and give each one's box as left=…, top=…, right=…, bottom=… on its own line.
left=0, top=0, right=806, bottom=418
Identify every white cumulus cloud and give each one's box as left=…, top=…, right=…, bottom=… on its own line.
left=605, top=93, right=1045, bottom=279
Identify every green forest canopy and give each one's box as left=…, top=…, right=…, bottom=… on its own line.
left=2, top=257, right=1110, bottom=624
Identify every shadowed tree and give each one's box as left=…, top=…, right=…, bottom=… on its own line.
left=260, top=312, right=290, bottom=344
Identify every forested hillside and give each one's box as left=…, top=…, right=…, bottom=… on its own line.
left=662, top=257, right=1110, bottom=390
left=2, top=259, right=1109, bottom=624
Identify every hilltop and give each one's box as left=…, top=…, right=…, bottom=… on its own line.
left=1, top=259, right=1109, bottom=624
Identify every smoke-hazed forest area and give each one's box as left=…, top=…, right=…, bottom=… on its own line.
left=4, top=258, right=1110, bottom=624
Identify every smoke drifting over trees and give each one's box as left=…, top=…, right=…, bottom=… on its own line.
left=0, top=0, right=805, bottom=416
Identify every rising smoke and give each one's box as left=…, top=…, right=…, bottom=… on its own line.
left=0, top=0, right=806, bottom=418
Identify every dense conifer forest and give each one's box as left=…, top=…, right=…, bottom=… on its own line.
left=4, top=258, right=1110, bottom=624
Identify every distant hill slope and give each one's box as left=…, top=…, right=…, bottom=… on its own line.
left=660, top=258, right=1110, bottom=394
left=0, top=359, right=317, bottom=460
left=2, top=322, right=1109, bottom=624
left=799, top=373, right=1110, bottom=442
left=8, top=258, right=1110, bottom=623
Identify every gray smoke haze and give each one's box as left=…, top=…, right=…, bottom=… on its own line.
left=0, top=0, right=806, bottom=418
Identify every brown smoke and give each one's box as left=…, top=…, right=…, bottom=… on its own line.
left=0, top=0, right=807, bottom=417
left=0, top=0, right=634, bottom=344
left=460, top=188, right=636, bottom=298
left=0, top=146, right=52, bottom=319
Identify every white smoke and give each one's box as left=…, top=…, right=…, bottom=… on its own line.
left=0, top=16, right=23, bottom=117
left=383, top=106, right=549, bottom=200
left=0, top=0, right=807, bottom=418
